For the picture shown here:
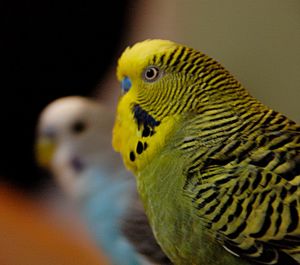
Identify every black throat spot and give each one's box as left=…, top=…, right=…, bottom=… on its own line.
left=133, top=104, right=160, bottom=131
left=129, top=104, right=159, bottom=163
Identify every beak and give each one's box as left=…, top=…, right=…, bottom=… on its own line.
left=35, top=137, right=56, bottom=169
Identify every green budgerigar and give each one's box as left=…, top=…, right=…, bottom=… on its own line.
left=112, top=39, right=300, bottom=265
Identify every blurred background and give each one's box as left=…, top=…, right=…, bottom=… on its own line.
left=1, top=0, right=299, bottom=264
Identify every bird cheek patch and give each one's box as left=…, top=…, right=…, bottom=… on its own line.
left=132, top=104, right=160, bottom=130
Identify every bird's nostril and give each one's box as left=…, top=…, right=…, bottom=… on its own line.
left=70, top=156, right=85, bottom=172
left=42, top=127, right=56, bottom=139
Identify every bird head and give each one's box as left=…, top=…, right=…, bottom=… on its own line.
left=112, top=39, right=246, bottom=174
left=36, top=96, right=118, bottom=198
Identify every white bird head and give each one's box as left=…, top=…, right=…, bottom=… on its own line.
left=36, top=96, right=123, bottom=199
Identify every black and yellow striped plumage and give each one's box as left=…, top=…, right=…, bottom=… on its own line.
left=113, top=39, right=300, bottom=264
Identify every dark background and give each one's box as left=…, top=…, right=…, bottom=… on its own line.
left=1, top=0, right=132, bottom=192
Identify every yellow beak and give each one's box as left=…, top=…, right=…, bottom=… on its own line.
left=35, top=137, right=56, bottom=169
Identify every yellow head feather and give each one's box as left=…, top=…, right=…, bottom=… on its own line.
left=113, top=39, right=248, bottom=174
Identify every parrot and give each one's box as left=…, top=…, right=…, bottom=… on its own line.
left=35, top=96, right=171, bottom=265
left=112, top=39, right=300, bottom=265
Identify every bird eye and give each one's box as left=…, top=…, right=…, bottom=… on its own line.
left=143, top=66, right=161, bottom=82
left=71, top=120, right=86, bottom=134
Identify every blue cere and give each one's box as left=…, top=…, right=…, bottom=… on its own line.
left=121, top=76, right=132, bottom=93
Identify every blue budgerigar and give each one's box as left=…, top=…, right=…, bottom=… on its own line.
left=36, top=96, right=170, bottom=265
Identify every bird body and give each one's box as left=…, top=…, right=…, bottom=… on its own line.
left=113, top=39, right=300, bottom=264
left=78, top=168, right=143, bottom=265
